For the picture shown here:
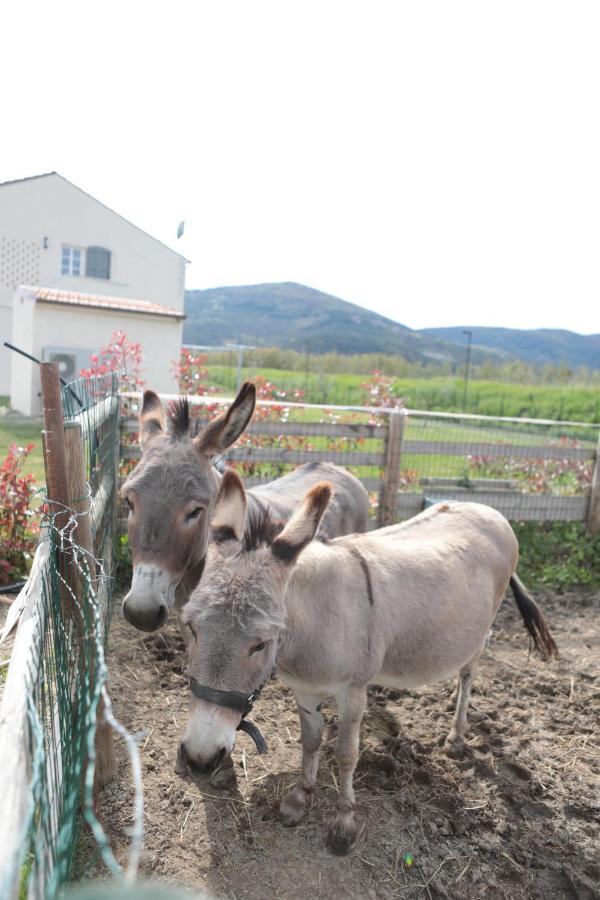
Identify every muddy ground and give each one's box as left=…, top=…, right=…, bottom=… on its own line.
left=77, top=590, right=600, bottom=899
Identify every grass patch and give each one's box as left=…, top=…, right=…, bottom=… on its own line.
left=0, top=421, right=46, bottom=484
left=207, top=365, right=600, bottom=423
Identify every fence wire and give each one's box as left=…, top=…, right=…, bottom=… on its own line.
left=0, top=375, right=142, bottom=899
left=120, top=394, right=598, bottom=530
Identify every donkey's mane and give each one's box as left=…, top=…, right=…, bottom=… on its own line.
left=243, top=502, right=285, bottom=552
left=167, top=398, right=206, bottom=440
left=168, top=397, right=190, bottom=438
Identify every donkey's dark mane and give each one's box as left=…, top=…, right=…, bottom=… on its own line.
left=243, top=502, right=285, bottom=552
left=168, top=398, right=190, bottom=438
left=241, top=500, right=330, bottom=552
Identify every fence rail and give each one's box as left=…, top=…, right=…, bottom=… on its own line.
left=119, top=395, right=600, bottom=533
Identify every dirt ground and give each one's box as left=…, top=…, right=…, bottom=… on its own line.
left=78, top=590, right=600, bottom=899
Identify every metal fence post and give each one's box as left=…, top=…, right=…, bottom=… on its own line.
left=379, top=410, right=406, bottom=527
left=586, top=430, right=600, bottom=536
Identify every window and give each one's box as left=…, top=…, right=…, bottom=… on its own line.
left=86, top=246, right=111, bottom=279
left=61, top=245, right=82, bottom=276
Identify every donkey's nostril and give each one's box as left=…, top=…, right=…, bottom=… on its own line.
left=155, top=602, right=168, bottom=628
left=213, top=747, right=227, bottom=769
left=174, top=742, right=189, bottom=776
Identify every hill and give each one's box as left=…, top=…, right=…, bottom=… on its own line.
left=184, top=283, right=599, bottom=370
left=421, top=326, right=600, bottom=371
left=184, top=283, right=501, bottom=365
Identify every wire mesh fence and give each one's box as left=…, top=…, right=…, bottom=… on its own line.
left=0, top=374, right=142, bottom=900
left=119, top=394, right=600, bottom=531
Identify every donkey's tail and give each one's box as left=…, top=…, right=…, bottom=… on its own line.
left=509, top=574, right=558, bottom=660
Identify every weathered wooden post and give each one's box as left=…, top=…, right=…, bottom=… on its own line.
left=41, top=364, right=116, bottom=796
left=64, top=422, right=117, bottom=789
left=379, top=409, right=406, bottom=527
left=586, top=429, right=600, bottom=536
left=41, top=363, right=79, bottom=630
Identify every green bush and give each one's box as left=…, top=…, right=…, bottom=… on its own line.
left=513, top=522, right=600, bottom=591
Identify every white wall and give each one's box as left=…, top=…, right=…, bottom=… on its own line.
left=10, top=289, right=182, bottom=416
left=0, top=174, right=186, bottom=396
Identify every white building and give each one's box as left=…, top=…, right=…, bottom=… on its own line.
left=0, top=172, right=187, bottom=412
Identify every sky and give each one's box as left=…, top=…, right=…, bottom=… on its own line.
left=1, top=1, right=599, bottom=335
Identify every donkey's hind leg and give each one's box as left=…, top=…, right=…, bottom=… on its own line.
left=327, top=684, right=368, bottom=855
left=280, top=690, right=325, bottom=827
left=445, top=649, right=482, bottom=759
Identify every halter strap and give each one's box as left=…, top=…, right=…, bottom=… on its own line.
left=189, top=677, right=259, bottom=718
left=189, top=675, right=269, bottom=754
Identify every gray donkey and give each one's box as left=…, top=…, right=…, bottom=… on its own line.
left=121, top=384, right=368, bottom=632
left=179, top=473, right=558, bottom=854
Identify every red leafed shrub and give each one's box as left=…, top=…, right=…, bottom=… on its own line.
left=173, top=348, right=218, bottom=397
left=81, top=331, right=144, bottom=391
left=0, top=444, right=38, bottom=584
left=361, top=371, right=404, bottom=423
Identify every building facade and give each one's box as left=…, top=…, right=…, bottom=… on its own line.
left=0, top=172, right=186, bottom=402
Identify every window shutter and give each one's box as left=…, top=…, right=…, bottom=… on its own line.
left=86, top=246, right=111, bottom=279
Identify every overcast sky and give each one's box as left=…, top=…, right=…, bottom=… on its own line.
left=2, top=2, right=598, bottom=335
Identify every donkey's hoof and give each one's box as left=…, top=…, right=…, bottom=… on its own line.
left=209, top=762, right=236, bottom=790
left=280, top=788, right=307, bottom=827
left=327, top=818, right=358, bottom=855
left=445, top=736, right=465, bottom=759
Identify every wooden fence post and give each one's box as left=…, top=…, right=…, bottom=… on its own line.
left=379, top=410, right=406, bottom=527
left=41, top=364, right=116, bottom=799
left=41, top=364, right=79, bottom=631
left=64, top=423, right=117, bottom=789
left=586, top=430, right=600, bottom=536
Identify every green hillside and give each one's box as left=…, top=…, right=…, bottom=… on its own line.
left=184, top=282, right=600, bottom=371
left=184, top=283, right=501, bottom=365
left=422, top=326, right=600, bottom=371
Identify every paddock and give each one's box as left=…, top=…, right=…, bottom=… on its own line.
left=1, top=376, right=599, bottom=899
left=76, top=588, right=600, bottom=899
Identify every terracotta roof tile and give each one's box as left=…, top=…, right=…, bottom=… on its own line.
left=20, top=285, right=184, bottom=319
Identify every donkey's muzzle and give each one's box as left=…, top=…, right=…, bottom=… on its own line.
left=176, top=741, right=227, bottom=775
left=122, top=594, right=168, bottom=632
left=122, top=564, right=176, bottom=632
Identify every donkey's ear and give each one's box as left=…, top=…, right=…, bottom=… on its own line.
left=140, top=390, right=166, bottom=448
left=194, top=382, right=256, bottom=459
left=271, top=482, right=332, bottom=565
left=211, top=470, right=247, bottom=542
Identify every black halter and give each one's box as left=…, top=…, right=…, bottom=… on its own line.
left=189, top=675, right=269, bottom=754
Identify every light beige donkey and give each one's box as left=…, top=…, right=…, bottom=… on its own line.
left=179, top=473, right=558, bottom=853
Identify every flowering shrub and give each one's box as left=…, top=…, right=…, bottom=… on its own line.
left=173, top=349, right=217, bottom=397
left=81, top=331, right=144, bottom=392
left=0, top=444, right=38, bottom=584
left=362, top=371, right=404, bottom=417
left=469, top=453, right=593, bottom=495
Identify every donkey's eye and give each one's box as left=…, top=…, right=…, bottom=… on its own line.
left=186, top=506, right=204, bottom=522
left=249, top=641, right=266, bottom=655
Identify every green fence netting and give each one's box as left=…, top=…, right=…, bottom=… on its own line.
left=0, top=374, right=142, bottom=900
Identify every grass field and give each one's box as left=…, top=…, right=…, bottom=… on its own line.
left=208, top=366, right=600, bottom=422
left=0, top=420, right=46, bottom=484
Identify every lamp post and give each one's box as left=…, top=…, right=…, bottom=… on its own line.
left=462, top=329, right=472, bottom=412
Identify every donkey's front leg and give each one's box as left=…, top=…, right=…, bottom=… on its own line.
left=280, top=690, right=325, bottom=827
left=327, top=685, right=367, bottom=855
